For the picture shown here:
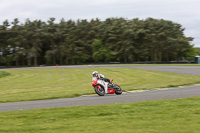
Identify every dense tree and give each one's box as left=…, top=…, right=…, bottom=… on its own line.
left=0, top=17, right=195, bottom=66
left=195, top=48, right=200, bottom=56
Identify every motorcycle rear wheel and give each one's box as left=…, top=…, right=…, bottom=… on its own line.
left=94, top=86, right=105, bottom=96
left=114, top=85, right=122, bottom=95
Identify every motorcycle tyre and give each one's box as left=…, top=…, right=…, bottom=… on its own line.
left=114, top=85, right=122, bottom=95
left=94, top=86, right=105, bottom=96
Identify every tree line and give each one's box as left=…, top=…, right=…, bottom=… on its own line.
left=0, top=17, right=195, bottom=66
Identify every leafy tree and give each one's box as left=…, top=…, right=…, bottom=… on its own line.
left=195, top=48, right=200, bottom=56
left=0, top=17, right=196, bottom=66
left=92, top=39, right=111, bottom=62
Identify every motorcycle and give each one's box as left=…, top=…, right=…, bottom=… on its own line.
left=92, top=77, right=122, bottom=96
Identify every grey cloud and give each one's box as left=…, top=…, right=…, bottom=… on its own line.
left=0, top=0, right=199, bottom=46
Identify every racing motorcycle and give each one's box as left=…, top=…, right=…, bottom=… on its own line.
left=92, top=77, right=122, bottom=96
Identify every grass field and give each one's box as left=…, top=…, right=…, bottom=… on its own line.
left=0, top=71, right=10, bottom=78
left=1, top=67, right=200, bottom=103
left=0, top=97, right=200, bottom=133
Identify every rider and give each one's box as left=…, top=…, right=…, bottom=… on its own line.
left=92, top=71, right=113, bottom=88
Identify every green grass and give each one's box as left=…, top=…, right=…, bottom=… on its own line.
left=1, top=68, right=200, bottom=103
left=0, top=97, right=200, bottom=133
left=0, top=71, right=10, bottom=78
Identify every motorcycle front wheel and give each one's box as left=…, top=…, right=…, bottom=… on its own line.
left=94, top=86, right=105, bottom=96
left=114, top=85, right=122, bottom=95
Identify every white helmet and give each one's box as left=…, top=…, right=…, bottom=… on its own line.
left=92, top=71, right=98, bottom=77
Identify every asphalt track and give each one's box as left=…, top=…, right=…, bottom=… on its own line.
left=4, top=65, right=200, bottom=76
left=1, top=65, right=200, bottom=112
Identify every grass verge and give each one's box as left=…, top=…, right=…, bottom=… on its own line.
left=1, top=68, right=200, bottom=103
left=0, top=97, right=200, bottom=133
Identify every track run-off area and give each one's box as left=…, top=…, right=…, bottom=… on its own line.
left=1, top=65, right=200, bottom=112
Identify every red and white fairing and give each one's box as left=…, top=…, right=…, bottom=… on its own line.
left=92, top=77, right=115, bottom=94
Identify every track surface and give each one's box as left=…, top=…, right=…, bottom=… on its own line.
left=4, top=65, right=200, bottom=76
left=1, top=65, right=200, bottom=112
left=128, top=65, right=200, bottom=76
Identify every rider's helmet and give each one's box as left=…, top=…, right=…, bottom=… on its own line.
left=92, top=71, right=98, bottom=77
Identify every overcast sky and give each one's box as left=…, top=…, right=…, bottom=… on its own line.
left=1, top=0, right=200, bottom=47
